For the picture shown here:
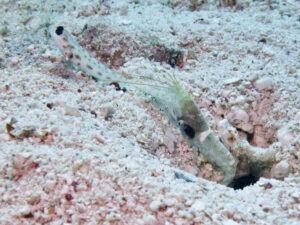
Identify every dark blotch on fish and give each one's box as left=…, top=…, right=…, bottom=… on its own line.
left=110, top=82, right=126, bottom=92
left=86, top=64, right=93, bottom=70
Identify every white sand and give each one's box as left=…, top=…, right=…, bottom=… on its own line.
left=0, top=0, right=299, bottom=224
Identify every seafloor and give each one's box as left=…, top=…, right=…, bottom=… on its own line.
left=0, top=0, right=299, bottom=224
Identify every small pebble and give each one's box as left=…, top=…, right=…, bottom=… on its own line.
left=227, top=107, right=253, bottom=133
left=65, top=193, right=73, bottom=201
left=224, top=77, right=242, bottom=85
left=277, top=125, right=294, bottom=146
left=10, top=56, right=20, bottom=66
left=94, top=134, right=106, bottom=144
left=271, top=160, right=291, bottom=179
left=254, top=77, right=274, bottom=91
left=63, top=106, right=81, bottom=117
left=100, top=107, right=115, bottom=120
left=142, top=214, right=157, bottom=224
left=149, top=200, right=162, bottom=212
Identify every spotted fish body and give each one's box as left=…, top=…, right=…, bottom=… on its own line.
left=52, top=26, right=123, bottom=83
left=51, top=26, right=237, bottom=185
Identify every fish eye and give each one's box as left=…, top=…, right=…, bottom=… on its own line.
left=182, top=123, right=195, bottom=139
